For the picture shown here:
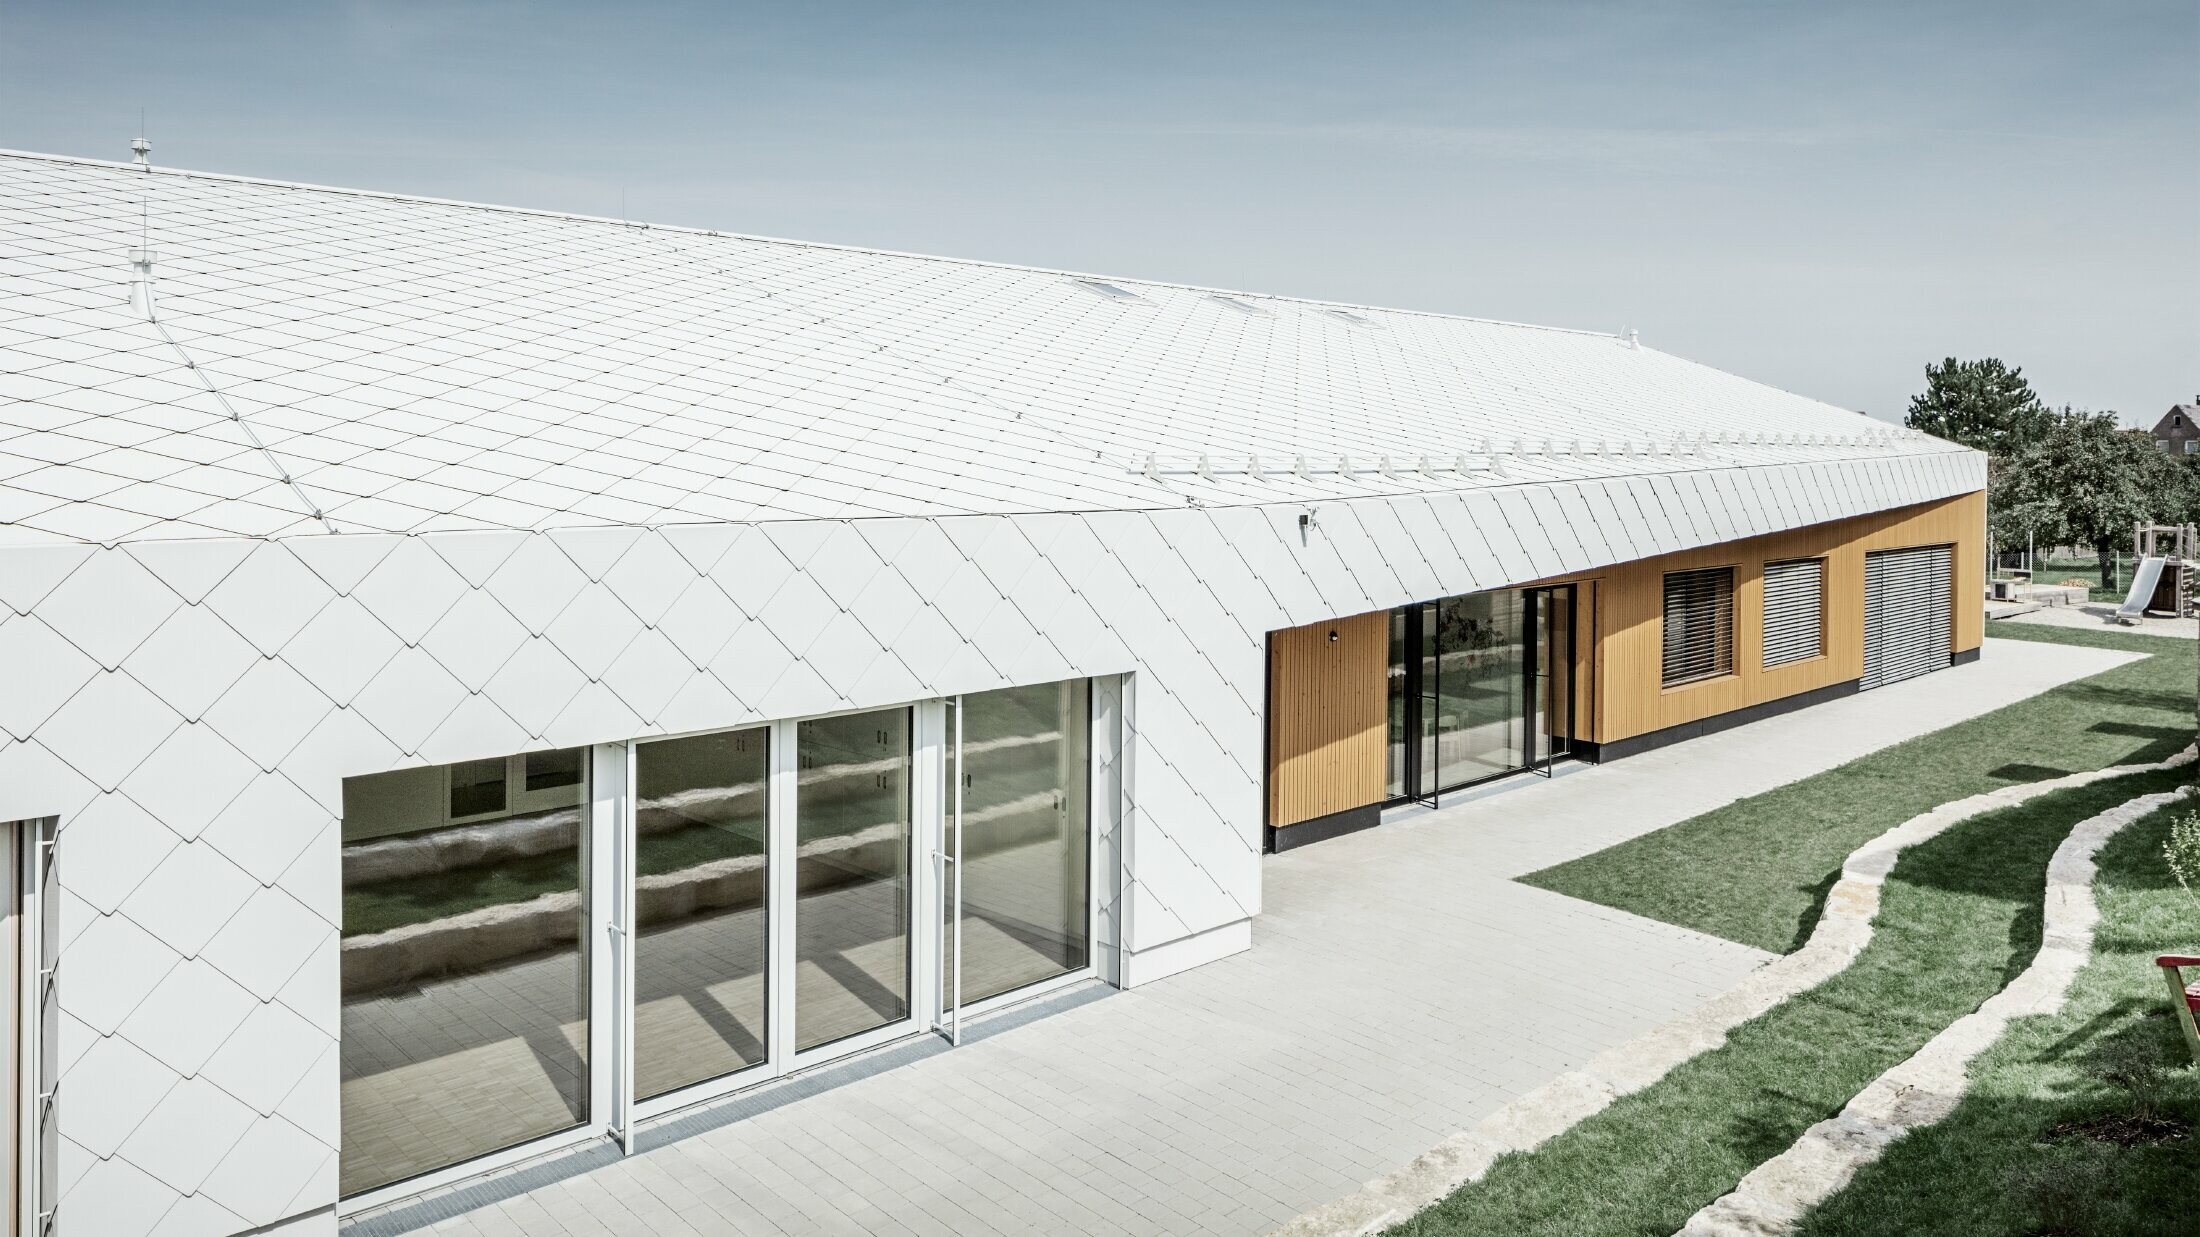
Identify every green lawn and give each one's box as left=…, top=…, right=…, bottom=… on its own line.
left=1525, top=623, right=2195, bottom=953
left=1393, top=766, right=2189, bottom=1237
left=2014, top=553, right=2126, bottom=602
left=1796, top=798, right=2200, bottom=1237
left=1392, top=622, right=2198, bottom=1236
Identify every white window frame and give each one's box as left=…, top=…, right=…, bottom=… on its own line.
left=339, top=681, right=1119, bottom=1213
left=14, top=817, right=53, bottom=1237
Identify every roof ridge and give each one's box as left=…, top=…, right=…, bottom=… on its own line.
left=0, top=146, right=1620, bottom=340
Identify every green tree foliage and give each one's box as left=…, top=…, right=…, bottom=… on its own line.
left=1992, top=410, right=2170, bottom=586
left=2159, top=454, right=2200, bottom=527
left=1905, top=357, right=2053, bottom=455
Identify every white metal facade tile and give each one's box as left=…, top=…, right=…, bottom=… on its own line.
left=117, top=959, right=259, bottom=1080
left=58, top=1031, right=179, bottom=1159
left=117, top=840, right=258, bottom=958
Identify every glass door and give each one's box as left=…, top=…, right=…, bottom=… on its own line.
left=630, top=727, right=770, bottom=1100
left=1433, top=592, right=1525, bottom=788
left=792, top=708, right=915, bottom=1053
left=940, top=682, right=1096, bottom=1040
left=1416, top=602, right=1441, bottom=798
left=1383, top=586, right=1572, bottom=803
left=1527, top=585, right=1575, bottom=773
left=954, top=683, right=1091, bottom=1005
left=1385, top=610, right=1410, bottom=799
left=938, top=698, right=964, bottom=1044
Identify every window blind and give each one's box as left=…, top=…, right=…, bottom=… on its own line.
left=1863, top=546, right=1953, bottom=689
left=1662, top=566, right=1735, bottom=687
left=1762, top=557, right=1825, bottom=668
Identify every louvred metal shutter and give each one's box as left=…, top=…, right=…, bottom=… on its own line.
left=1862, top=546, right=1953, bottom=690
left=1762, top=558, right=1825, bottom=669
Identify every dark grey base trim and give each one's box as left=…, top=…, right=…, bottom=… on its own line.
left=1266, top=802, right=1381, bottom=853
left=1585, top=678, right=1865, bottom=764
left=1951, top=646, right=1981, bottom=666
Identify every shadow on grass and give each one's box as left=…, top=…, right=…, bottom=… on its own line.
left=1802, top=1093, right=2199, bottom=1237
left=1798, top=1030, right=2200, bottom=1237
left=2086, top=720, right=2195, bottom=743
left=2038, top=998, right=2162, bottom=1069
left=1727, top=1087, right=1837, bottom=1166
left=1782, top=868, right=1842, bottom=955
left=1987, top=762, right=2072, bottom=781
left=2030, top=1012, right=2127, bottom=1077
left=2051, top=679, right=2190, bottom=715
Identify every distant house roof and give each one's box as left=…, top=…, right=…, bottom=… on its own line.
left=0, top=150, right=1971, bottom=545
left=2151, top=402, right=2200, bottom=437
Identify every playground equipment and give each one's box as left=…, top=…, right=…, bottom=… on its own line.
left=2117, top=556, right=2165, bottom=623
left=2116, top=524, right=2197, bottom=624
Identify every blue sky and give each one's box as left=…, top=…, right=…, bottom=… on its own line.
left=3, top=1, right=2191, bottom=422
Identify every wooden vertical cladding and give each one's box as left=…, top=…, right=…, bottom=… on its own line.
left=1534, top=490, right=1985, bottom=745
left=1259, top=489, right=1984, bottom=838
left=1266, top=611, right=1390, bottom=829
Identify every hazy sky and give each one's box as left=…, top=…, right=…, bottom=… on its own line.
left=3, top=1, right=2191, bottom=422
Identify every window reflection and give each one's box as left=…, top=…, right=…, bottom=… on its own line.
left=632, top=728, right=770, bottom=1098
left=794, top=709, right=912, bottom=1051
left=339, top=749, right=588, bottom=1197
left=951, top=681, right=1090, bottom=1004
left=1433, top=591, right=1524, bottom=785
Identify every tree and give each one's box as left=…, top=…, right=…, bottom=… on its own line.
left=2159, top=453, right=2200, bottom=527
left=1986, top=453, right=2062, bottom=559
left=1905, top=357, right=2053, bottom=456
left=1992, top=410, right=2166, bottom=587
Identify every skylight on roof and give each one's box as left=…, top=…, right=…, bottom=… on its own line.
left=1210, top=295, right=1271, bottom=316
left=1072, top=279, right=1144, bottom=302
left=1321, top=308, right=1374, bottom=325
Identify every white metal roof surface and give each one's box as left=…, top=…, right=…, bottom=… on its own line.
left=0, top=150, right=1972, bottom=545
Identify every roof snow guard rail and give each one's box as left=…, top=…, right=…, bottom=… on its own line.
left=1123, top=429, right=1923, bottom=480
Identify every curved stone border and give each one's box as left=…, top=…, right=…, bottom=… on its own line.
left=1676, top=784, right=2188, bottom=1236
left=1274, top=746, right=2196, bottom=1237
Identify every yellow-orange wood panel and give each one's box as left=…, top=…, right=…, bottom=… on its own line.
left=1266, top=611, right=1390, bottom=829
left=1528, top=491, right=1984, bottom=744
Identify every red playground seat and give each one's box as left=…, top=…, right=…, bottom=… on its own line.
left=2159, top=955, right=2200, bottom=1064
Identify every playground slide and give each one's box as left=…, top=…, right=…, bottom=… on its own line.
left=2117, top=555, right=2165, bottom=623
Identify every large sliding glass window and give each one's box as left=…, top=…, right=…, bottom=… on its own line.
left=339, top=680, right=1102, bottom=1200
left=952, top=681, right=1091, bottom=1005
left=339, top=749, right=590, bottom=1197
left=633, top=726, right=769, bottom=1099
left=794, top=708, right=914, bottom=1051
